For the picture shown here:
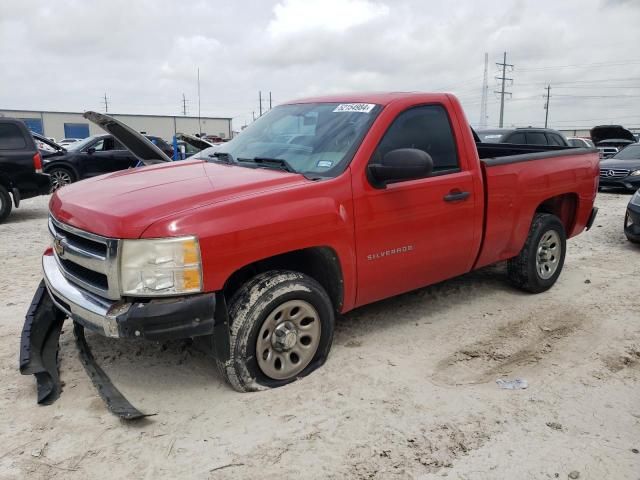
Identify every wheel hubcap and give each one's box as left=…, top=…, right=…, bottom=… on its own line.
left=536, top=230, right=561, bottom=279
left=256, top=299, right=321, bottom=380
left=50, top=171, right=72, bottom=191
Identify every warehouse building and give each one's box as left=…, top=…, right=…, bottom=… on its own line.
left=0, top=109, right=232, bottom=142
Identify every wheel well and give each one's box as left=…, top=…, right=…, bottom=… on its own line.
left=223, top=247, right=344, bottom=311
left=535, top=193, right=578, bottom=233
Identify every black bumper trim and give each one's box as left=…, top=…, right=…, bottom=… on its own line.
left=19, top=280, right=66, bottom=405
left=585, top=207, right=599, bottom=231
left=73, top=323, right=150, bottom=420
left=116, top=293, right=217, bottom=341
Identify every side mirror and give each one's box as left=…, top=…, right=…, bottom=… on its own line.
left=87, top=147, right=96, bottom=155
left=367, top=148, right=434, bottom=188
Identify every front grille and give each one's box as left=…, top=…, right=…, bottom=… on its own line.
left=599, top=168, right=630, bottom=179
left=48, top=216, right=120, bottom=300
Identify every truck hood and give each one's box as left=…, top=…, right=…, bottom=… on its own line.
left=50, top=160, right=307, bottom=238
left=590, top=125, right=636, bottom=145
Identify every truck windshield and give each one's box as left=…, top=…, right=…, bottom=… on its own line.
left=212, top=102, right=381, bottom=177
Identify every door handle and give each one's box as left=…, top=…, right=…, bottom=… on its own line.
left=443, top=190, right=470, bottom=202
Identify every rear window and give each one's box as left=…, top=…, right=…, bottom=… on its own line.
left=547, top=133, right=565, bottom=146
left=0, top=123, right=27, bottom=150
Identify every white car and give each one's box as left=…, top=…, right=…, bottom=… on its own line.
left=58, top=138, right=82, bottom=148
left=567, top=137, right=595, bottom=148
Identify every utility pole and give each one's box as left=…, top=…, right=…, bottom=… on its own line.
left=480, top=53, right=489, bottom=128
left=181, top=93, right=188, bottom=116
left=269, top=91, right=272, bottom=110
left=494, top=52, right=513, bottom=128
left=197, top=67, right=202, bottom=135
left=259, top=91, right=263, bottom=117
left=544, top=84, right=551, bottom=128
left=103, top=93, right=109, bottom=113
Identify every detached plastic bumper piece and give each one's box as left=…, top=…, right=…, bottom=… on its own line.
left=73, top=323, right=150, bottom=420
left=19, top=281, right=149, bottom=420
left=19, top=280, right=66, bottom=405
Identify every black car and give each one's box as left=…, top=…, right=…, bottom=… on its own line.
left=0, top=118, right=50, bottom=222
left=598, top=144, right=640, bottom=192
left=42, top=133, right=173, bottom=190
left=625, top=189, right=640, bottom=244
left=476, top=127, right=570, bottom=146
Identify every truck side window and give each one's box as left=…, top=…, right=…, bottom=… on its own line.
left=372, top=105, right=459, bottom=175
left=506, top=132, right=525, bottom=144
left=0, top=124, right=27, bottom=150
left=526, top=132, right=547, bottom=145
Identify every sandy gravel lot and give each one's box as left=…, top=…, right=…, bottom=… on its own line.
left=0, top=192, right=639, bottom=479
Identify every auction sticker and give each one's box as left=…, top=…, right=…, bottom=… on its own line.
left=333, top=103, right=376, bottom=113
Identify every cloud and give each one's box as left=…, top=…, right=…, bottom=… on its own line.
left=268, top=0, right=389, bottom=36
left=1, top=0, right=639, bottom=131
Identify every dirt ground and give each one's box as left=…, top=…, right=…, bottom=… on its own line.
left=0, top=192, right=639, bottom=480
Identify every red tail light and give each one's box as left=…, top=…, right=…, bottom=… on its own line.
left=33, top=152, right=43, bottom=173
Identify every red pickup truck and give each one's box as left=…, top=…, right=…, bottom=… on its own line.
left=21, top=93, right=599, bottom=411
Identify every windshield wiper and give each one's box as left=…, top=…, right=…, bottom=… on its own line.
left=208, top=152, right=235, bottom=164
left=237, top=157, right=297, bottom=173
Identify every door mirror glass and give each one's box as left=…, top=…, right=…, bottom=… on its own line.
left=87, top=147, right=96, bottom=154
left=368, top=148, right=434, bottom=188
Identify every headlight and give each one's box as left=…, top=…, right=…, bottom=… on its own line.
left=630, top=170, right=640, bottom=176
left=120, top=236, right=202, bottom=296
left=631, top=190, right=640, bottom=207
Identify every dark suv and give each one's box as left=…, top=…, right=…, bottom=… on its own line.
left=0, top=118, right=50, bottom=222
left=42, top=133, right=173, bottom=190
left=476, top=128, right=570, bottom=146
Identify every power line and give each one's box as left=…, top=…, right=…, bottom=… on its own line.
left=494, top=51, right=513, bottom=128
left=518, top=59, right=640, bottom=72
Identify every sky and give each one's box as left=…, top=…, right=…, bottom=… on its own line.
left=1, top=0, right=640, bottom=132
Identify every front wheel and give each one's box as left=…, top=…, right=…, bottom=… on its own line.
left=0, top=185, right=13, bottom=224
left=48, top=167, right=75, bottom=192
left=217, top=271, right=335, bottom=392
left=507, top=213, right=567, bottom=293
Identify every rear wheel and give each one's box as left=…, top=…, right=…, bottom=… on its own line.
left=0, top=185, right=12, bottom=223
left=48, top=167, right=75, bottom=192
left=507, top=213, right=566, bottom=293
left=217, top=271, right=335, bottom=392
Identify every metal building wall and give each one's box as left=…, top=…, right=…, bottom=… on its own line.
left=0, top=109, right=231, bottom=141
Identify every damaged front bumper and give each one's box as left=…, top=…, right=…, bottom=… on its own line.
left=19, top=253, right=231, bottom=418
left=42, top=253, right=224, bottom=341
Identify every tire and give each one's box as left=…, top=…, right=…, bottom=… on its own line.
left=507, top=213, right=566, bottom=293
left=48, top=167, right=75, bottom=192
left=0, top=185, right=12, bottom=224
left=217, top=270, right=335, bottom=392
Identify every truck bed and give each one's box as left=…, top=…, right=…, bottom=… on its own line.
left=473, top=146, right=600, bottom=269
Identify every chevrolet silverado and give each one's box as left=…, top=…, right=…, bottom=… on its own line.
left=20, top=93, right=599, bottom=416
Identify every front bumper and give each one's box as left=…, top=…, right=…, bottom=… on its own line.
left=42, top=253, right=220, bottom=341
left=599, top=175, right=640, bottom=191
left=625, top=202, right=640, bottom=243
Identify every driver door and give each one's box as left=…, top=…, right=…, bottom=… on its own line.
left=353, top=104, right=479, bottom=305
